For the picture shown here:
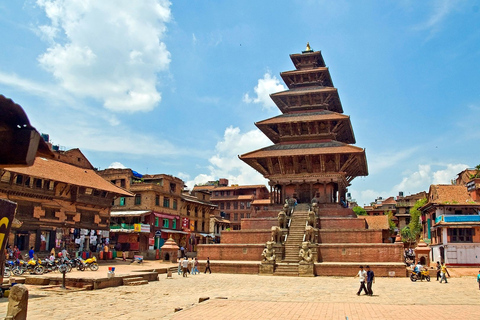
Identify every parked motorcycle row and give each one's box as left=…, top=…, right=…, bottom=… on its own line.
left=3, top=256, right=99, bottom=278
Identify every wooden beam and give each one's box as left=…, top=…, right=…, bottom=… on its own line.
left=340, top=154, right=356, bottom=172
left=267, top=158, right=274, bottom=175
left=278, top=157, right=285, bottom=175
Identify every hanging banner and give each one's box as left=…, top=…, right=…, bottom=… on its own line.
left=134, top=223, right=150, bottom=233
left=182, top=218, right=190, bottom=232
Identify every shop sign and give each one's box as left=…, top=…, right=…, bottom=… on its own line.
left=134, top=223, right=150, bottom=233
left=155, top=230, right=162, bottom=237
left=149, top=237, right=155, bottom=246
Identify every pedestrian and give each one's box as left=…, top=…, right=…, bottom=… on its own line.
left=436, top=261, right=441, bottom=281
left=204, top=257, right=212, bottom=274
left=13, top=246, right=20, bottom=260
left=182, top=257, right=189, bottom=277
left=177, top=258, right=182, bottom=275
left=7, top=245, right=13, bottom=259
left=28, top=246, right=34, bottom=260
left=440, top=263, right=450, bottom=283
left=355, top=265, right=368, bottom=295
left=366, top=266, right=375, bottom=296
left=477, top=270, right=480, bottom=290
left=190, top=258, right=196, bottom=275
left=193, top=258, right=200, bottom=275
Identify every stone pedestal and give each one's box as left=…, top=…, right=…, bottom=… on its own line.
left=298, top=262, right=314, bottom=277
left=259, top=262, right=275, bottom=275
left=272, top=244, right=284, bottom=261
left=6, top=284, right=28, bottom=320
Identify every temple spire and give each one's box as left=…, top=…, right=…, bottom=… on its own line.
left=303, top=42, right=313, bottom=53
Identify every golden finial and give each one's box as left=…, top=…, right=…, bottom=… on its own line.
left=306, top=42, right=311, bottom=51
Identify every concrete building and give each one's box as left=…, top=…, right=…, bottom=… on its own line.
left=395, top=191, right=427, bottom=231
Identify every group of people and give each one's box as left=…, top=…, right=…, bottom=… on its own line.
left=178, top=257, right=212, bottom=277
left=5, top=245, right=22, bottom=260
left=355, top=265, right=375, bottom=296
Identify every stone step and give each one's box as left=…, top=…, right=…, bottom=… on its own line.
left=124, top=280, right=149, bottom=286
left=123, top=277, right=145, bottom=285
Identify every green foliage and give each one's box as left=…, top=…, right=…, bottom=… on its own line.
left=401, top=197, right=427, bottom=244
left=385, top=210, right=396, bottom=233
left=352, top=206, right=367, bottom=216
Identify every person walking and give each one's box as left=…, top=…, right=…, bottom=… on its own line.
left=366, top=265, right=375, bottom=296
left=177, top=258, right=182, bottom=275
left=182, top=257, right=189, bottom=277
left=193, top=258, right=199, bottom=275
left=204, top=257, right=212, bottom=274
left=189, top=258, right=195, bottom=275
left=355, top=265, right=368, bottom=295
left=477, top=270, right=480, bottom=290
left=436, top=261, right=441, bottom=281
left=440, top=263, right=450, bottom=283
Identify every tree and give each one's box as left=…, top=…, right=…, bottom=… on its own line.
left=385, top=210, right=396, bottom=233
left=352, top=206, right=367, bottom=216
left=401, top=197, right=427, bottom=245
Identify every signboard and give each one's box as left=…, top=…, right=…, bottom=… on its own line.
left=466, top=180, right=477, bottom=192
left=182, top=217, right=190, bottom=232
left=155, top=230, right=162, bottom=237
left=134, top=223, right=151, bottom=233
left=0, top=199, right=16, bottom=283
left=148, top=237, right=155, bottom=246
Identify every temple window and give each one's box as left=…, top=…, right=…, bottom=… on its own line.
left=163, top=197, right=170, bottom=208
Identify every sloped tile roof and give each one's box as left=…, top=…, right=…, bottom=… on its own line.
left=361, top=215, right=389, bottom=230
left=6, top=157, right=132, bottom=196
left=429, top=185, right=474, bottom=204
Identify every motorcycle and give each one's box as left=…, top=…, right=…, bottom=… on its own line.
left=69, top=257, right=85, bottom=271
left=83, top=256, right=99, bottom=271
left=26, top=259, right=45, bottom=275
left=410, top=268, right=430, bottom=282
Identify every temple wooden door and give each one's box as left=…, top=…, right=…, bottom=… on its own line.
left=298, top=183, right=310, bottom=203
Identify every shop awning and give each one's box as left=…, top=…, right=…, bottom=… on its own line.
left=110, top=210, right=150, bottom=217
left=162, top=229, right=189, bottom=235
left=154, top=212, right=180, bottom=219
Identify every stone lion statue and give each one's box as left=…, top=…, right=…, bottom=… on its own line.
left=307, top=209, right=316, bottom=227
left=299, top=241, right=313, bottom=263
left=271, top=226, right=283, bottom=243
left=278, top=210, right=287, bottom=229
left=304, top=225, right=316, bottom=243
left=262, top=241, right=276, bottom=263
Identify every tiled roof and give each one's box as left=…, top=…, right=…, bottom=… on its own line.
left=256, top=111, right=349, bottom=125
left=211, top=185, right=268, bottom=191
left=241, top=140, right=365, bottom=158
left=6, top=157, right=132, bottom=196
left=251, top=199, right=271, bottom=205
left=361, top=215, right=389, bottom=230
left=382, top=197, right=396, bottom=205
left=429, top=185, right=475, bottom=204
left=192, top=185, right=216, bottom=191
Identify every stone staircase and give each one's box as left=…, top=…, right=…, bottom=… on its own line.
left=274, top=203, right=310, bottom=276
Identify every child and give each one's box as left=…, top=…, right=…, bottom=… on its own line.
left=477, top=270, right=480, bottom=290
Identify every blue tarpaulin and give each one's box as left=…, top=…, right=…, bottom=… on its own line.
left=132, top=170, right=143, bottom=178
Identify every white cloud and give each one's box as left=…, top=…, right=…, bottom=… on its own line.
left=393, top=164, right=432, bottom=192
left=108, top=162, right=127, bottom=169
left=432, top=163, right=469, bottom=184
left=36, top=0, right=172, bottom=113
left=243, top=72, right=286, bottom=109
left=185, top=126, right=271, bottom=190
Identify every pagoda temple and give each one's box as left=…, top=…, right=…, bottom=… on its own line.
left=240, top=43, right=368, bottom=205
left=197, top=45, right=404, bottom=277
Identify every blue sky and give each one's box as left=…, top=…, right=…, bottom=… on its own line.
left=1, top=1, right=479, bottom=206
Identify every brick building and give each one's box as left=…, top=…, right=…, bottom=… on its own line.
left=395, top=191, right=427, bottom=230
left=193, top=181, right=269, bottom=230
left=98, top=169, right=217, bottom=255
left=420, top=183, right=480, bottom=266
left=0, top=154, right=132, bottom=254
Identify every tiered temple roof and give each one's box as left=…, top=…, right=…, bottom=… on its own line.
left=240, top=44, right=368, bottom=203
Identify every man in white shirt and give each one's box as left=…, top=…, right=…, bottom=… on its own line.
left=182, top=258, right=189, bottom=277
left=355, top=265, right=368, bottom=295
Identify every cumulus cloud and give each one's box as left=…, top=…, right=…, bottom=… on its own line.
left=36, top=0, right=172, bottom=113
left=243, top=72, right=286, bottom=109
left=108, top=162, right=127, bottom=169
left=432, top=163, right=469, bottom=184
left=185, top=126, right=271, bottom=190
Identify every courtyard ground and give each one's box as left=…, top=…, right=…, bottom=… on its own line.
left=0, top=260, right=479, bottom=319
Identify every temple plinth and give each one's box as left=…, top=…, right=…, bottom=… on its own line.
left=240, top=48, right=367, bottom=206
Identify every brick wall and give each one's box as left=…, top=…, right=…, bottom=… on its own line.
left=241, top=218, right=277, bottom=230
left=314, top=263, right=407, bottom=277
left=220, top=230, right=271, bottom=244
left=319, top=218, right=366, bottom=229
left=317, top=243, right=404, bottom=263
left=318, top=229, right=383, bottom=243
left=197, top=244, right=264, bottom=261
